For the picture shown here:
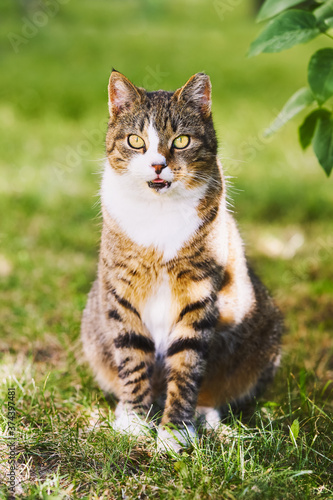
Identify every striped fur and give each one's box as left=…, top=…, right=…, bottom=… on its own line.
left=81, top=71, right=282, bottom=450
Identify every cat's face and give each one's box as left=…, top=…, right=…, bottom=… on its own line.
left=106, top=71, right=218, bottom=196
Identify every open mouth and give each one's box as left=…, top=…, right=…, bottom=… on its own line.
left=147, top=178, right=171, bottom=191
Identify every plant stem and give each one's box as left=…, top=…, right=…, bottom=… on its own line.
left=324, top=32, right=333, bottom=40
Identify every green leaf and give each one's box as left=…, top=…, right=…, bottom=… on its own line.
left=313, top=0, right=333, bottom=22
left=248, top=10, right=320, bottom=57
left=265, top=87, right=314, bottom=137
left=308, top=48, right=333, bottom=105
left=323, top=16, right=333, bottom=29
left=174, top=461, right=189, bottom=478
left=289, top=418, right=299, bottom=446
left=299, top=109, right=331, bottom=149
left=321, top=379, right=333, bottom=397
left=263, top=401, right=279, bottom=408
left=312, top=113, right=333, bottom=175
left=257, top=0, right=304, bottom=23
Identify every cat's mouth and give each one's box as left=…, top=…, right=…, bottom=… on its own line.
left=147, top=178, right=171, bottom=191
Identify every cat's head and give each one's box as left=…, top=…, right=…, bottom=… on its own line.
left=106, top=70, right=219, bottom=196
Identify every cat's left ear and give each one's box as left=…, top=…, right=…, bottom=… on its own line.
left=173, top=73, right=211, bottom=118
left=108, top=70, right=142, bottom=118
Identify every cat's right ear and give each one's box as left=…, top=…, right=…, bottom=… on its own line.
left=108, top=70, right=141, bottom=117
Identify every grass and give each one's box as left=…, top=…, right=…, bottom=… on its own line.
left=0, top=362, right=332, bottom=498
left=0, top=0, right=332, bottom=498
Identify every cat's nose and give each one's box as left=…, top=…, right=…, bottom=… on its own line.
left=152, top=162, right=167, bottom=175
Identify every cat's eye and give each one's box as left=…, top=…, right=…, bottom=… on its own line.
left=173, top=135, right=190, bottom=149
left=128, top=134, right=145, bottom=149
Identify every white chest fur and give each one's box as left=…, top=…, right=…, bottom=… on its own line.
left=101, top=162, right=206, bottom=261
left=142, top=272, right=172, bottom=357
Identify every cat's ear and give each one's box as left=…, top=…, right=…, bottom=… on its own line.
left=173, top=73, right=212, bottom=118
left=108, top=70, right=141, bottom=117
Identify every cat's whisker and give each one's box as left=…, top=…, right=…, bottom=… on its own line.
left=87, top=157, right=105, bottom=163
left=185, top=172, right=222, bottom=190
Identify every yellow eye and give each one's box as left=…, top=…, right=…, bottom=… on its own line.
left=128, top=134, right=145, bottom=149
left=173, top=135, right=190, bottom=149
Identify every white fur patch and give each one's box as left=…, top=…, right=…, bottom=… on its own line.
left=196, top=406, right=220, bottom=429
left=113, top=402, right=151, bottom=436
left=157, top=424, right=198, bottom=453
left=142, top=271, right=172, bottom=357
left=102, top=121, right=206, bottom=261
left=217, top=217, right=255, bottom=325
left=218, top=276, right=254, bottom=325
left=128, top=122, right=171, bottom=184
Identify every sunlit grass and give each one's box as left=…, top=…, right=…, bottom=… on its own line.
left=0, top=358, right=332, bottom=498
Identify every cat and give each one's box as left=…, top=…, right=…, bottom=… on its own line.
left=81, top=70, right=282, bottom=452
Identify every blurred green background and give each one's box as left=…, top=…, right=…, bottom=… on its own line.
left=0, top=0, right=332, bottom=396
left=0, top=1, right=332, bottom=497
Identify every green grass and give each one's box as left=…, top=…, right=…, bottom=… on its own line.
left=0, top=362, right=332, bottom=498
left=0, top=0, right=332, bottom=498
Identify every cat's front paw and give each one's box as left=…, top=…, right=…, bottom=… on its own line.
left=112, top=403, right=151, bottom=437
left=156, top=424, right=198, bottom=453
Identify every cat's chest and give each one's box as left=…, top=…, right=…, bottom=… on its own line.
left=142, top=272, right=173, bottom=357
left=102, top=164, right=206, bottom=261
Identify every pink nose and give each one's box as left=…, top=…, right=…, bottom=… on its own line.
left=152, top=163, right=167, bottom=175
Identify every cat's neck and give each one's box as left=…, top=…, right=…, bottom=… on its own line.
left=101, top=161, right=216, bottom=261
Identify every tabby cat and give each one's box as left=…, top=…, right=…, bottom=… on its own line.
left=81, top=70, right=282, bottom=451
